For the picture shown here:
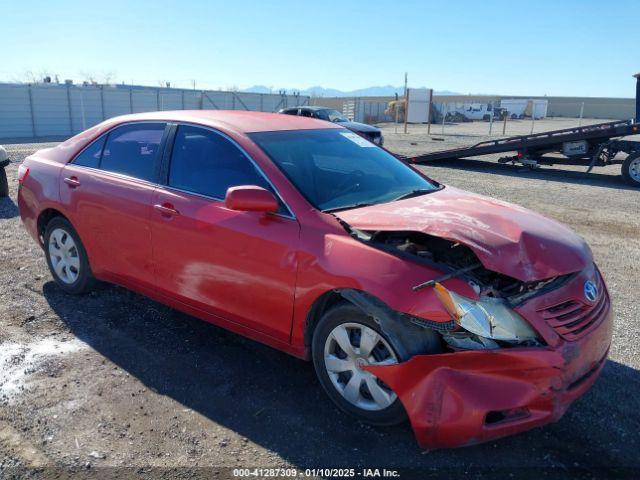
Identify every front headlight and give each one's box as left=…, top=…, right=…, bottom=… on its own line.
left=433, top=283, right=539, bottom=343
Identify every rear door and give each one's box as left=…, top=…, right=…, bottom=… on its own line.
left=150, top=124, right=300, bottom=342
left=60, top=122, right=168, bottom=291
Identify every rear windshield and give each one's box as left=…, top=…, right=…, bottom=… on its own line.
left=249, top=129, right=437, bottom=212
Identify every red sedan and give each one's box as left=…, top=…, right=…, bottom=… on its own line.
left=17, top=111, right=612, bottom=449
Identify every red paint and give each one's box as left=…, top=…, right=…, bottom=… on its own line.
left=334, top=186, right=592, bottom=282
left=365, top=267, right=612, bottom=448
left=17, top=111, right=612, bottom=449
left=224, top=185, right=279, bottom=212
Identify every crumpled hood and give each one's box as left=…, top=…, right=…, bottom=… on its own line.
left=334, top=186, right=591, bottom=282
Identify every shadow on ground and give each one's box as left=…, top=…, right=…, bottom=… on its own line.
left=421, top=158, right=637, bottom=191
left=43, top=281, right=640, bottom=477
left=0, top=196, right=19, bottom=219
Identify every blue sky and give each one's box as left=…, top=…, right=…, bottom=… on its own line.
left=2, top=0, right=638, bottom=97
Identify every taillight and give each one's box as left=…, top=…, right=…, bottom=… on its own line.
left=18, top=164, right=30, bottom=185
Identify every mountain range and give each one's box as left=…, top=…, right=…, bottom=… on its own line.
left=240, top=85, right=459, bottom=97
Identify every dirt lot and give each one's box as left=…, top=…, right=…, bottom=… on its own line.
left=1, top=119, right=639, bottom=479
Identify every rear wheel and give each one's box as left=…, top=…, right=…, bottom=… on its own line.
left=0, top=168, right=8, bottom=197
left=44, top=217, right=95, bottom=294
left=312, top=303, right=406, bottom=426
left=622, top=152, right=640, bottom=187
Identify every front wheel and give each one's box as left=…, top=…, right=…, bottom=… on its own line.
left=622, top=152, right=640, bottom=187
left=312, top=304, right=407, bottom=426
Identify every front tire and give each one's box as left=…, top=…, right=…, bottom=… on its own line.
left=622, top=152, right=640, bottom=187
left=44, top=217, right=95, bottom=294
left=312, top=303, right=407, bottom=426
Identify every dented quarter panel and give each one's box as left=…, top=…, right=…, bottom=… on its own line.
left=334, top=186, right=592, bottom=282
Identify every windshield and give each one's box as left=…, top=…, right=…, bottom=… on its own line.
left=316, top=109, right=348, bottom=122
left=249, top=129, right=438, bottom=212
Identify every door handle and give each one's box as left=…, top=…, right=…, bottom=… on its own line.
left=63, top=176, right=81, bottom=188
left=154, top=203, right=180, bottom=216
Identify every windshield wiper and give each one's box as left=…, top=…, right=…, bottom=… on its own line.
left=323, top=202, right=373, bottom=213
left=392, top=189, right=434, bottom=201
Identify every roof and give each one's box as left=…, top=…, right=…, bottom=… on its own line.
left=101, top=110, right=342, bottom=133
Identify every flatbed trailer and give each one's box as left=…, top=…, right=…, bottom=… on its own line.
left=408, top=119, right=640, bottom=187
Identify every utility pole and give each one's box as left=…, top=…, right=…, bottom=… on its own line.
left=633, top=72, right=640, bottom=121
left=403, top=72, right=408, bottom=99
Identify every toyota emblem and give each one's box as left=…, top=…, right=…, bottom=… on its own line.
left=584, top=280, right=598, bottom=303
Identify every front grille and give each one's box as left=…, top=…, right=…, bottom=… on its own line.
left=538, top=283, right=608, bottom=341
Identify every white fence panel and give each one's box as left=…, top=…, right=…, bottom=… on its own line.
left=0, top=85, right=33, bottom=137
left=132, top=90, right=157, bottom=113
left=159, top=93, right=182, bottom=110
left=69, top=88, right=103, bottom=133
left=0, top=83, right=310, bottom=139
left=183, top=92, right=202, bottom=109
left=31, top=86, right=70, bottom=136
left=103, top=89, right=131, bottom=119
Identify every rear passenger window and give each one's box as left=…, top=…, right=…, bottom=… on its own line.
left=101, top=123, right=165, bottom=181
left=73, top=136, right=105, bottom=168
left=169, top=125, right=272, bottom=200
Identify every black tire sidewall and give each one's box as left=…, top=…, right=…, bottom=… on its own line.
left=44, top=217, right=94, bottom=294
left=312, top=303, right=407, bottom=426
left=0, top=168, right=8, bottom=197
left=622, top=153, right=640, bottom=187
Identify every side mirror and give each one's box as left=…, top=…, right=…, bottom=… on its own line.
left=225, top=185, right=279, bottom=213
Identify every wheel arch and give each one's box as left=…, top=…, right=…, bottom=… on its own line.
left=37, top=208, right=70, bottom=244
left=303, top=289, right=348, bottom=351
left=303, top=288, right=445, bottom=361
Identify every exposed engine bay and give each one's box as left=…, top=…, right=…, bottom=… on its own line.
left=344, top=229, right=578, bottom=351
left=359, top=230, right=574, bottom=304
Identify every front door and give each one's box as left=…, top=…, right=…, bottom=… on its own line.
left=151, top=125, right=300, bottom=342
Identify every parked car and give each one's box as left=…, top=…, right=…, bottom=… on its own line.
left=18, top=111, right=612, bottom=449
left=279, top=106, right=383, bottom=145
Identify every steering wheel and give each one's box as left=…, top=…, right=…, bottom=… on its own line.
left=333, top=170, right=365, bottom=197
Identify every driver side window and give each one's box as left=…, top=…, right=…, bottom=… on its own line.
left=169, top=125, right=272, bottom=200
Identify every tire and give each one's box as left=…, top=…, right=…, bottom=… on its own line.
left=0, top=168, right=8, bottom=198
left=312, top=303, right=408, bottom=426
left=44, top=216, right=95, bottom=294
left=621, top=152, right=640, bottom=187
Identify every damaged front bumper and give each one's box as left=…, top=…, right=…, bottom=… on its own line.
left=364, top=301, right=613, bottom=449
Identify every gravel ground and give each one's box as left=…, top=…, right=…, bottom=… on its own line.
left=1, top=121, right=639, bottom=479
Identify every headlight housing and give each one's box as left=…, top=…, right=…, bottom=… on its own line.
left=433, top=283, right=540, bottom=344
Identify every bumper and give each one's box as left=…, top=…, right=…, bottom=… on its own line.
left=364, top=302, right=612, bottom=449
